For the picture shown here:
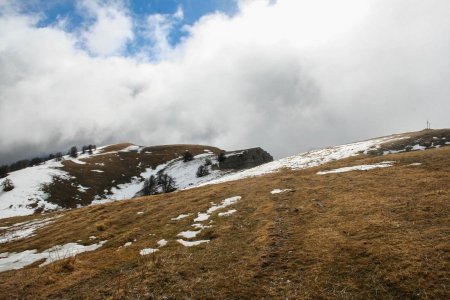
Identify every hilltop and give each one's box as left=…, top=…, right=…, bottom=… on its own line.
left=0, top=144, right=273, bottom=219
left=0, top=129, right=449, bottom=299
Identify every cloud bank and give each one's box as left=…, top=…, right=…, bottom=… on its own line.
left=1, top=0, right=450, bottom=164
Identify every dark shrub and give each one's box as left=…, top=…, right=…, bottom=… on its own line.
left=183, top=151, right=194, bottom=162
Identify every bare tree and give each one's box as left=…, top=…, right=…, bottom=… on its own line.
left=55, top=152, right=63, bottom=161
left=160, top=174, right=177, bottom=193
left=196, top=165, right=210, bottom=177
left=142, top=175, right=158, bottom=195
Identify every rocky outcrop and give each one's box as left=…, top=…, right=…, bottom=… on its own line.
left=219, top=147, right=273, bottom=170
left=366, top=129, right=450, bottom=156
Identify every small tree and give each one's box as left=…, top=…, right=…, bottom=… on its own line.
left=196, top=165, right=210, bottom=177
left=204, top=158, right=212, bottom=166
left=2, top=178, right=14, bottom=192
left=69, top=146, right=78, bottom=158
left=142, top=175, right=158, bottom=195
left=10, top=160, right=29, bottom=172
left=183, top=151, right=194, bottom=162
left=218, top=151, right=226, bottom=163
left=0, top=165, right=9, bottom=178
left=29, top=157, right=43, bottom=166
left=55, top=152, right=63, bottom=161
left=87, top=145, right=93, bottom=155
left=81, top=146, right=87, bottom=154
left=47, top=153, right=56, bottom=161
left=156, top=169, right=165, bottom=185
left=160, top=174, right=176, bottom=193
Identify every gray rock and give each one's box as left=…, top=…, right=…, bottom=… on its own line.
left=219, top=147, right=273, bottom=170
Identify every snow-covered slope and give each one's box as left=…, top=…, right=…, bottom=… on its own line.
left=0, top=161, right=67, bottom=219
left=0, top=145, right=126, bottom=218
left=199, top=135, right=408, bottom=186
left=95, top=152, right=229, bottom=203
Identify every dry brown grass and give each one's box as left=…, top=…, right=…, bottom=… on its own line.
left=0, top=145, right=449, bottom=299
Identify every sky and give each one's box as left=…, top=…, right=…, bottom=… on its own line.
left=1, top=0, right=450, bottom=164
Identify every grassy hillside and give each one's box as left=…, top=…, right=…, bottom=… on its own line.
left=44, top=144, right=222, bottom=208
left=0, top=141, right=448, bottom=299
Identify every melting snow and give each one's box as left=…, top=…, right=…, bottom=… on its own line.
left=193, top=196, right=241, bottom=222
left=124, top=242, right=132, bottom=247
left=207, top=196, right=241, bottom=213
left=119, top=145, right=143, bottom=153
left=0, top=241, right=107, bottom=272
left=177, top=239, right=209, bottom=247
left=178, top=230, right=201, bottom=239
left=317, top=161, right=394, bottom=175
left=194, top=213, right=210, bottom=222
left=218, top=209, right=237, bottom=217
left=91, top=170, right=104, bottom=173
left=0, top=217, right=56, bottom=244
left=77, top=185, right=89, bottom=193
left=270, top=189, right=292, bottom=194
left=191, top=223, right=212, bottom=229
left=408, top=163, right=422, bottom=166
left=412, top=144, right=426, bottom=151
left=162, top=153, right=225, bottom=190
left=139, top=248, right=158, bottom=255
left=69, top=159, right=86, bottom=165
left=0, top=160, right=66, bottom=219
left=157, top=239, right=168, bottom=247
left=171, top=213, right=191, bottom=221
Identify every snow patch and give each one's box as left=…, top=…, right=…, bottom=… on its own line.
left=218, top=209, right=237, bottom=217
left=177, top=230, right=201, bottom=239
left=171, top=213, right=191, bottom=221
left=412, top=144, right=426, bottom=151
left=0, top=160, right=66, bottom=219
left=0, top=217, right=56, bottom=244
left=77, top=185, right=89, bottom=193
left=119, top=145, right=142, bottom=153
left=317, top=161, right=394, bottom=175
left=270, top=189, right=292, bottom=194
left=194, top=213, right=210, bottom=222
left=0, top=241, right=107, bottom=272
left=139, top=248, right=158, bottom=256
left=177, top=239, right=209, bottom=247
left=69, top=158, right=86, bottom=165
left=91, top=170, right=104, bottom=173
left=191, top=223, right=212, bottom=229
left=193, top=196, right=241, bottom=222
left=157, top=239, right=168, bottom=247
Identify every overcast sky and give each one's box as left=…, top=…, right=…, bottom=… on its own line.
left=1, top=0, right=450, bottom=164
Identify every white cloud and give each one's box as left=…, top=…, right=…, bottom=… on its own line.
left=143, top=5, right=184, bottom=60
left=1, top=0, right=450, bottom=164
left=79, top=0, right=133, bottom=56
